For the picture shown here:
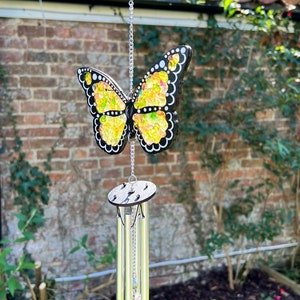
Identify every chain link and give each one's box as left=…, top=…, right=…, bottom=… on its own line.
left=128, top=0, right=134, bottom=95
left=129, top=139, right=136, bottom=180
left=128, top=0, right=136, bottom=184
left=128, top=2, right=139, bottom=298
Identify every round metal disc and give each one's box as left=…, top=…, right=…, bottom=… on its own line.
left=108, top=180, right=156, bottom=207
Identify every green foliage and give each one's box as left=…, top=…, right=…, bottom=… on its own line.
left=0, top=211, right=38, bottom=299
left=70, top=235, right=116, bottom=270
left=0, top=63, right=65, bottom=298
left=9, top=145, right=51, bottom=233
left=135, top=1, right=299, bottom=290
left=260, top=294, right=274, bottom=300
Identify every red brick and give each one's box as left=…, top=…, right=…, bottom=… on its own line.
left=87, top=202, right=102, bottom=214
left=28, top=38, right=45, bottom=49
left=187, top=152, right=200, bottom=162
left=241, top=158, right=263, bottom=168
left=6, top=76, right=19, bottom=88
left=47, top=39, right=82, bottom=51
left=60, top=137, right=92, bottom=148
left=0, top=50, right=23, bottom=63
left=83, top=41, right=118, bottom=53
left=53, top=26, right=71, bottom=38
left=101, top=168, right=122, bottom=178
left=24, top=51, right=58, bottom=63
left=20, top=76, right=56, bottom=88
left=22, top=114, right=44, bottom=125
left=0, top=37, right=27, bottom=49
left=37, top=149, right=70, bottom=160
left=256, top=109, right=275, bottom=120
left=99, top=157, right=114, bottom=168
left=154, top=164, right=171, bottom=174
left=50, top=64, right=76, bottom=77
left=135, top=165, right=154, bottom=176
left=49, top=172, right=72, bottom=182
left=52, top=89, right=79, bottom=101
left=0, top=21, right=17, bottom=36
left=70, top=27, right=106, bottom=40
left=18, top=127, right=60, bottom=138
left=13, top=88, right=32, bottom=100
left=18, top=25, right=54, bottom=38
left=48, top=160, right=69, bottom=171
left=89, top=147, right=107, bottom=158
left=21, top=101, right=59, bottom=113
left=33, top=89, right=50, bottom=100
left=135, top=154, right=146, bottom=165
left=72, top=149, right=88, bottom=159
left=152, top=175, right=172, bottom=186
left=6, top=64, right=48, bottom=76
left=115, top=155, right=131, bottom=166
left=102, top=178, right=118, bottom=189
left=22, top=138, right=58, bottom=149
left=193, top=172, right=209, bottom=182
left=108, top=29, right=127, bottom=41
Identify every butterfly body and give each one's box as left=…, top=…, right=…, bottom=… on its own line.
left=77, top=44, right=192, bottom=155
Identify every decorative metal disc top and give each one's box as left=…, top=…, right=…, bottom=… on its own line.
left=108, top=180, right=156, bottom=207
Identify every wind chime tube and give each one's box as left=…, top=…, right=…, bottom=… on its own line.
left=125, top=208, right=133, bottom=300
left=140, top=202, right=149, bottom=300
left=133, top=206, right=141, bottom=297
left=117, top=207, right=125, bottom=300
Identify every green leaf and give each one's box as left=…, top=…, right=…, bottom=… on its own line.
left=19, top=262, right=35, bottom=270
left=7, top=277, right=23, bottom=296
left=81, top=234, right=88, bottom=247
left=14, top=237, right=30, bottom=243
left=0, top=291, right=7, bottom=300
left=69, top=245, right=81, bottom=254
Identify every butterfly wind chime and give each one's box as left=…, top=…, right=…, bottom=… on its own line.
left=77, top=1, right=192, bottom=299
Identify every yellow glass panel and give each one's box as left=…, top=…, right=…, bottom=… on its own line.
left=133, top=111, right=168, bottom=145
left=84, top=72, right=92, bottom=85
left=94, top=82, right=126, bottom=113
left=99, top=115, right=126, bottom=146
left=168, top=53, right=180, bottom=71
left=134, top=71, right=168, bottom=109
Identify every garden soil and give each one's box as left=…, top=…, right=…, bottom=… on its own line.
left=110, top=267, right=300, bottom=299
left=146, top=267, right=300, bottom=300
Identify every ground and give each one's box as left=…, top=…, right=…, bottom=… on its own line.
left=147, top=268, right=300, bottom=300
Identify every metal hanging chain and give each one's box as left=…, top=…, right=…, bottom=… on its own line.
left=128, top=2, right=140, bottom=299
left=128, top=0, right=134, bottom=95
left=128, top=0, right=136, bottom=184
left=129, top=138, right=137, bottom=182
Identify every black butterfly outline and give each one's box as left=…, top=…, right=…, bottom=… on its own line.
left=77, top=44, right=192, bottom=155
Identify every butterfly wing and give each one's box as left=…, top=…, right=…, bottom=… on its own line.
left=77, top=67, right=128, bottom=154
left=132, top=45, right=192, bottom=154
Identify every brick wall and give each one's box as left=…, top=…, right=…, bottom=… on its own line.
left=0, top=14, right=296, bottom=292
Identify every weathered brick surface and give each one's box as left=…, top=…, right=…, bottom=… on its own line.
left=0, top=16, right=296, bottom=291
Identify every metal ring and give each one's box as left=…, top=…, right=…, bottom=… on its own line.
left=128, top=174, right=137, bottom=183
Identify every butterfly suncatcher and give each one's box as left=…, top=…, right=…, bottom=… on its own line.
left=77, top=45, right=192, bottom=155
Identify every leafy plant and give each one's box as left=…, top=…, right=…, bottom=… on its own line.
left=0, top=63, right=65, bottom=298
left=135, top=0, right=299, bottom=291
left=70, top=234, right=116, bottom=270
left=0, top=210, right=37, bottom=299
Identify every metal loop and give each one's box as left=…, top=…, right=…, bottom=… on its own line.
left=128, top=174, right=137, bottom=183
